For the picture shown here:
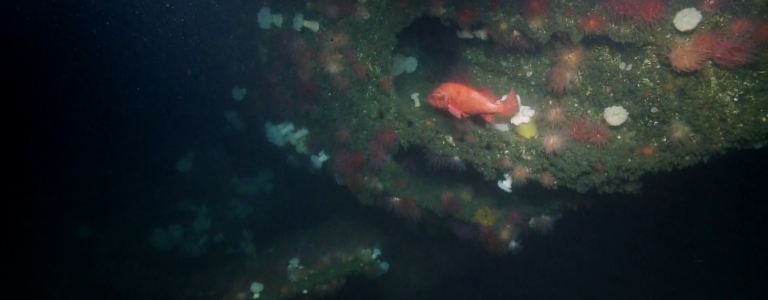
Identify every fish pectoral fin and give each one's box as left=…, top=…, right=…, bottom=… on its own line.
left=481, top=114, right=496, bottom=123
left=448, top=105, right=466, bottom=118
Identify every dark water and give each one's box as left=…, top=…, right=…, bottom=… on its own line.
left=10, top=1, right=768, bottom=300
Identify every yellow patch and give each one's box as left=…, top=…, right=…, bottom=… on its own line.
left=514, top=121, right=538, bottom=139
left=474, top=206, right=499, bottom=227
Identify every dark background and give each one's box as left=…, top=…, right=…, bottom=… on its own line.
left=7, top=1, right=768, bottom=300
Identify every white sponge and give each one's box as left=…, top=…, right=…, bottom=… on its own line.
left=673, top=8, right=702, bottom=32
left=604, top=106, right=629, bottom=126
left=265, top=122, right=295, bottom=147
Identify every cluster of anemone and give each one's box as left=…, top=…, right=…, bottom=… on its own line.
left=318, top=31, right=350, bottom=77
left=535, top=101, right=573, bottom=156
left=366, top=143, right=389, bottom=172
left=308, top=23, right=373, bottom=90
left=373, top=126, right=399, bottom=150
left=486, top=22, right=537, bottom=51
left=711, top=38, right=754, bottom=68
left=386, top=197, right=421, bottom=222
left=604, top=0, right=667, bottom=27
left=546, top=44, right=584, bottom=95
left=566, top=117, right=612, bottom=148
left=668, top=19, right=760, bottom=72
left=365, top=126, right=399, bottom=172
left=332, top=148, right=365, bottom=186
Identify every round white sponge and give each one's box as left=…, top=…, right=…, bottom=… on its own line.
left=673, top=8, right=702, bottom=32
left=250, top=282, right=264, bottom=298
left=258, top=7, right=272, bottom=30
left=604, top=106, right=629, bottom=126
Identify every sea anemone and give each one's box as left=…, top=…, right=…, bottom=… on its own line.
left=440, top=192, right=462, bottom=216
left=605, top=0, right=666, bottom=26
left=511, top=166, right=530, bottom=186
left=289, top=38, right=312, bottom=66
left=636, top=144, right=658, bottom=158
left=712, top=38, right=754, bottom=68
left=379, top=76, right=392, bottom=91
left=729, top=18, right=755, bottom=38
left=542, top=130, right=568, bottom=155
left=692, top=31, right=718, bottom=57
left=668, top=39, right=706, bottom=72
left=332, top=149, right=365, bottom=177
left=366, top=142, right=389, bottom=172
left=499, top=156, right=513, bottom=169
left=523, top=0, right=548, bottom=28
left=324, top=30, right=349, bottom=50
left=636, top=0, right=667, bottom=26
left=582, top=12, right=607, bottom=36
left=320, top=52, right=345, bottom=75
left=555, top=44, right=585, bottom=70
left=566, top=116, right=593, bottom=142
left=374, top=126, right=399, bottom=150
left=668, top=121, right=692, bottom=144
left=753, top=22, right=768, bottom=46
left=546, top=64, right=577, bottom=95
left=588, top=123, right=611, bottom=148
left=538, top=172, right=557, bottom=189
left=500, top=29, right=536, bottom=51
left=542, top=103, right=568, bottom=127
left=605, top=0, right=636, bottom=20
left=387, top=197, right=421, bottom=222
left=352, top=63, right=368, bottom=80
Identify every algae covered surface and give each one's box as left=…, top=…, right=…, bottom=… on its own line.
left=252, top=0, right=768, bottom=256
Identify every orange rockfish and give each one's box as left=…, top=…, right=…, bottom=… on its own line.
left=427, top=82, right=520, bottom=123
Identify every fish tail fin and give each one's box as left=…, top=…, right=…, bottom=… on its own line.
left=498, top=89, right=520, bottom=118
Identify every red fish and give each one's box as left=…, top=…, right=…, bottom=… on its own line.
left=427, top=82, right=520, bottom=123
